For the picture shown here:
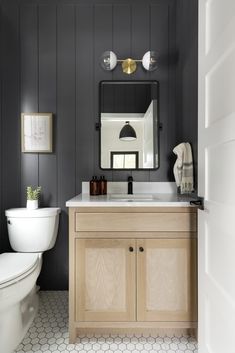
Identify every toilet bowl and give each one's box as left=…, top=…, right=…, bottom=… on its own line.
left=0, top=207, right=61, bottom=353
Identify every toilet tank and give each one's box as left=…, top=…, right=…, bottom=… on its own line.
left=5, top=208, right=61, bottom=252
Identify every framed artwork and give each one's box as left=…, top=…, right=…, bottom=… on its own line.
left=21, top=113, right=53, bottom=153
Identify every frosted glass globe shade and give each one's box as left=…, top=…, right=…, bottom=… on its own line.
left=100, top=51, right=117, bottom=71
left=142, top=51, right=157, bottom=71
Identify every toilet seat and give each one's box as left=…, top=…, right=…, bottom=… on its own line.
left=0, top=253, right=39, bottom=288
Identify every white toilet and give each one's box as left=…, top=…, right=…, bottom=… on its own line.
left=0, top=207, right=61, bottom=353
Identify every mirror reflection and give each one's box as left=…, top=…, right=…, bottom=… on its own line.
left=100, top=81, right=159, bottom=170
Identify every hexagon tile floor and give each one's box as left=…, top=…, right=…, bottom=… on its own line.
left=15, top=291, right=198, bottom=353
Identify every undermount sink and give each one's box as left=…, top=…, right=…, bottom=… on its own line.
left=109, top=194, right=155, bottom=201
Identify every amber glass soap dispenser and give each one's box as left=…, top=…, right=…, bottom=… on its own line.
left=99, top=175, right=107, bottom=195
left=90, top=176, right=100, bottom=195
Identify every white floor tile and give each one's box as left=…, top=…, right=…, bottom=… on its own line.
left=15, top=291, right=198, bottom=353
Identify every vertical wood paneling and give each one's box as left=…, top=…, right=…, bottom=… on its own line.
left=38, top=4, right=57, bottom=206
left=149, top=4, right=170, bottom=181
left=113, top=5, right=131, bottom=76
left=94, top=4, right=113, bottom=181
left=56, top=4, right=76, bottom=289
left=112, top=4, right=132, bottom=182
left=0, top=3, right=21, bottom=252
left=76, top=5, right=94, bottom=191
left=20, top=4, right=39, bottom=204
left=131, top=4, right=150, bottom=182
left=166, top=1, right=177, bottom=181
left=176, top=0, right=198, bottom=190
left=37, top=4, right=58, bottom=289
left=57, top=4, right=76, bottom=209
left=131, top=4, right=150, bottom=73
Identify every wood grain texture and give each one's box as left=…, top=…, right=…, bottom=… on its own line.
left=74, top=206, right=198, bottom=213
left=85, top=247, right=126, bottom=311
left=69, top=208, right=76, bottom=343
left=75, top=212, right=197, bottom=232
left=69, top=206, right=197, bottom=339
left=137, top=238, right=197, bottom=322
left=74, top=231, right=197, bottom=239
left=146, top=247, right=187, bottom=311
left=75, top=321, right=197, bottom=329
left=75, top=238, right=136, bottom=322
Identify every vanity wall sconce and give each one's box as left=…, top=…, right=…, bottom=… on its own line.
left=100, top=51, right=157, bottom=74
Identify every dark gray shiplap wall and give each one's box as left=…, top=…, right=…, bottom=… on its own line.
left=0, top=0, right=197, bottom=290
left=0, top=3, right=21, bottom=257
left=176, top=0, right=198, bottom=189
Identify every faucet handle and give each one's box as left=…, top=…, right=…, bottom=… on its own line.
left=128, top=176, right=133, bottom=182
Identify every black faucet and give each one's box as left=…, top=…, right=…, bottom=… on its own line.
left=127, top=176, right=133, bottom=195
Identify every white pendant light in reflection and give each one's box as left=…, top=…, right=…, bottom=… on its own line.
left=100, top=51, right=117, bottom=71
left=142, top=51, right=157, bottom=71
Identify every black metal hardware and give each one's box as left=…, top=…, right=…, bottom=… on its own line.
left=95, top=122, right=101, bottom=131
left=129, top=247, right=134, bottom=252
left=99, top=81, right=160, bottom=171
left=190, top=196, right=204, bottom=210
left=139, top=247, right=144, bottom=252
left=7, top=220, right=11, bottom=225
left=128, top=176, right=133, bottom=195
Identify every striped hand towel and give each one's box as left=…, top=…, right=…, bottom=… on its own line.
left=173, top=142, right=194, bottom=193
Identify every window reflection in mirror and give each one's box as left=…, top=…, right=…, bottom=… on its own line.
left=100, top=81, right=159, bottom=170
left=111, top=152, right=139, bottom=169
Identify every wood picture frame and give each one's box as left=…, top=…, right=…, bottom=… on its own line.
left=21, top=113, right=53, bottom=153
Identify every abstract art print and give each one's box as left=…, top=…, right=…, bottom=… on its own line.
left=21, top=113, right=53, bottom=153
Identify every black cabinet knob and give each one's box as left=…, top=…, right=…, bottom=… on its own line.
left=139, top=247, right=144, bottom=252
left=129, top=246, right=134, bottom=252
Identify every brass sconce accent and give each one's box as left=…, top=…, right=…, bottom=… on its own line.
left=121, top=58, right=137, bottom=74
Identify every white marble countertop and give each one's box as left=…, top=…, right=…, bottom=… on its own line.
left=66, top=193, right=198, bottom=207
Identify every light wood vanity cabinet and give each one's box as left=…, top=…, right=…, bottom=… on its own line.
left=69, top=207, right=197, bottom=341
left=75, top=238, right=136, bottom=322
left=137, top=238, right=197, bottom=322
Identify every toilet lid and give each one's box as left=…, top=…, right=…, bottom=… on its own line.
left=0, top=253, right=39, bottom=286
left=5, top=207, right=61, bottom=218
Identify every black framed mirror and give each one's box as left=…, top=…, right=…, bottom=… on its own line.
left=99, top=81, right=159, bottom=170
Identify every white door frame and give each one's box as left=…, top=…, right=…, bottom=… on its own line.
left=198, top=0, right=235, bottom=352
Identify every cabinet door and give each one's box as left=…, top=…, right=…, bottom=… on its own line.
left=75, top=239, right=136, bottom=322
left=137, top=239, right=197, bottom=322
